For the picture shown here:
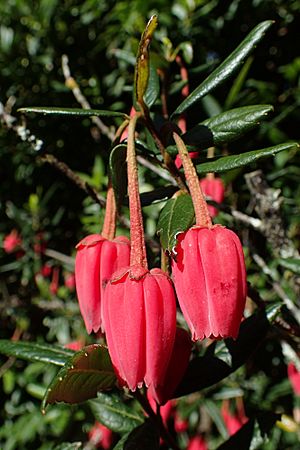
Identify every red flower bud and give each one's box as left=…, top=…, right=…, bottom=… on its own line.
left=3, top=230, right=22, bottom=253
left=148, top=327, right=192, bottom=405
left=221, top=399, right=248, bottom=436
left=174, top=412, right=189, bottom=433
left=172, top=225, right=247, bottom=340
left=288, top=363, right=300, bottom=396
left=103, top=268, right=177, bottom=391
left=75, top=234, right=130, bottom=334
left=200, top=177, right=225, bottom=218
left=88, top=421, right=113, bottom=449
left=64, top=273, right=76, bottom=291
left=188, top=436, right=208, bottom=450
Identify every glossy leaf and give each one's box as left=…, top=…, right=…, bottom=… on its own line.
left=123, top=420, right=160, bottom=450
left=172, top=20, right=273, bottom=116
left=134, top=15, right=158, bottom=108
left=144, top=60, right=160, bottom=109
left=183, top=105, right=273, bottom=147
left=196, top=142, right=299, bottom=174
left=109, top=144, right=128, bottom=210
left=42, top=344, right=116, bottom=410
left=18, top=106, right=127, bottom=118
left=224, top=56, right=254, bottom=109
left=0, top=339, right=74, bottom=366
left=277, top=257, right=300, bottom=274
left=174, top=309, right=270, bottom=397
left=157, top=192, right=195, bottom=252
left=89, top=392, right=143, bottom=433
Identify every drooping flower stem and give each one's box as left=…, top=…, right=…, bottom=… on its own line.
left=101, top=181, right=117, bottom=241
left=173, top=132, right=212, bottom=228
left=127, top=112, right=148, bottom=270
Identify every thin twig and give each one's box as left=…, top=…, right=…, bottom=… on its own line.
left=61, top=54, right=115, bottom=141
left=40, top=153, right=106, bottom=207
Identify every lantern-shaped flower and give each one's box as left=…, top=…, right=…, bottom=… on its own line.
left=103, top=112, right=177, bottom=391
left=200, top=176, right=225, bottom=218
left=75, top=233, right=130, bottom=334
left=172, top=133, right=247, bottom=341
left=172, top=226, right=246, bottom=340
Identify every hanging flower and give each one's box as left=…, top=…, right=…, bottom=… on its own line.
left=3, top=230, right=22, bottom=253
left=171, top=133, right=247, bottom=340
left=187, top=435, right=208, bottom=450
left=75, top=233, right=130, bottom=334
left=221, top=399, right=248, bottom=436
left=103, top=112, right=177, bottom=391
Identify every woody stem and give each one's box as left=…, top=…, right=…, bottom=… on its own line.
left=173, top=132, right=212, bottom=228
left=127, top=112, right=148, bottom=269
left=101, top=181, right=117, bottom=240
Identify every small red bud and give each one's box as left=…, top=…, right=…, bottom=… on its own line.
left=200, top=177, right=225, bottom=217
left=288, top=363, right=300, bottom=396
left=188, top=436, right=208, bottom=450
left=3, top=230, right=22, bottom=253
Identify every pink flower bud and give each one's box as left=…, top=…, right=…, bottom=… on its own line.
left=174, top=412, right=189, bottom=433
left=175, top=152, right=199, bottom=170
left=288, top=363, right=300, bottom=396
left=221, top=399, right=248, bottom=436
left=88, top=421, right=113, bottom=449
left=75, top=234, right=130, bottom=334
left=64, top=273, right=76, bottom=291
left=172, top=225, right=247, bottom=340
left=3, top=230, right=22, bottom=253
left=188, top=436, right=208, bottom=450
left=200, top=177, right=225, bottom=218
left=148, top=327, right=192, bottom=405
left=103, top=268, right=177, bottom=391
left=64, top=340, right=84, bottom=351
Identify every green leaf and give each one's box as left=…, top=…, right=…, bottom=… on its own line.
left=277, top=257, right=300, bottom=274
left=175, top=309, right=270, bottom=397
left=18, top=106, right=127, bottom=118
left=196, top=142, right=299, bottom=174
left=42, top=344, right=116, bottom=410
left=109, top=144, right=128, bottom=210
left=113, top=433, right=131, bottom=449
left=144, top=59, right=160, bottom=109
left=172, top=20, right=274, bottom=116
left=183, top=104, right=273, bottom=147
left=224, top=56, right=254, bottom=109
left=90, top=392, right=143, bottom=433
left=123, top=419, right=160, bottom=450
left=0, top=340, right=74, bottom=366
left=53, top=443, right=82, bottom=450
left=157, top=193, right=195, bottom=252
left=134, top=15, right=158, bottom=109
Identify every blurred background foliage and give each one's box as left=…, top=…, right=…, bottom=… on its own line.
left=0, top=0, right=300, bottom=449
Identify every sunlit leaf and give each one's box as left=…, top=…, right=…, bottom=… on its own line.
left=0, top=340, right=74, bottom=366
left=18, top=106, right=127, bottom=118
left=157, top=192, right=195, bottom=252
left=90, top=392, right=143, bottom=433
left=196, top=142, right=299, bottom=174
left=172, top=20, right=274, bottom=116
left=42, top=344, right=116, bottom=410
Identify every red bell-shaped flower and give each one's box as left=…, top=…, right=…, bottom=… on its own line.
left=75, top=234, right=130, bottom=334
left=172, top=225, right=247, bottom=340
left=148, top=327, right=192, bottom=405
left=103, top=267, right=176, bottom=391
left=288, top=362, right=300, bottom=396
left=200, top=176, right=225, bottom=218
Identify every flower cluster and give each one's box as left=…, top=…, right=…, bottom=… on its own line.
left=74, top=113, right=247, bottom=406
